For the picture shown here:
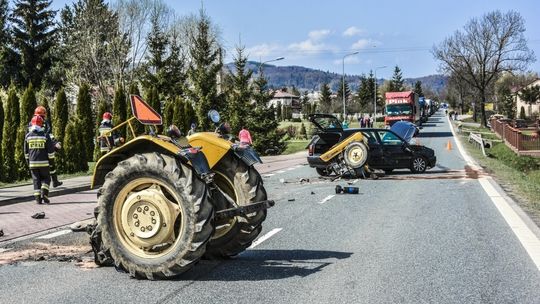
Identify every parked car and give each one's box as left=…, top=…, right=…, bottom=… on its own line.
left=307, top=114, right=436, bottom=175
left=513, top=119, right=528, bottom=129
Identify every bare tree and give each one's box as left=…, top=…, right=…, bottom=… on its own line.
left=433, top=10, right=535, bottom=127
left=114, top=0, right=170, bottom=83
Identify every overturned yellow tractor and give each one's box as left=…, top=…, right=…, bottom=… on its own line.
left=90, top=95, right=272, bottom=279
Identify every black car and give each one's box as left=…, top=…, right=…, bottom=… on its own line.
left=307, top=114, right=436, bottom=174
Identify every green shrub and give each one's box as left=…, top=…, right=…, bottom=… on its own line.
left=291, top=117, right=302, bottom=123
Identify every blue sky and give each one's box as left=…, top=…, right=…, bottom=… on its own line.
left=50, top=0, right=540, bottom=79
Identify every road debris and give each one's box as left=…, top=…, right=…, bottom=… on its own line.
left=335, top=185, right=359, bottom=194
left=31, top=212, right=46, bottom=219
left=311, top=191, right=315, bottom=195
left=70, top=221, right=88, bottom=232
left=299, top=178, right=310, bottom=183
left=0, top=229, right=4, bottom=237
left=287, top=198, right=295, bottom=202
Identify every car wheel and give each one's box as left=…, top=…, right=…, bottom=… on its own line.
left=410, top=156, right=427, bottom=173
left=316, top=168, right=330, bottom=176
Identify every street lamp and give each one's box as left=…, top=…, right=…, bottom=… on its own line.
left=373, top=65, right=387, bottom=122
left=342, top=51, right=359, bottom=118
left=258, top=57, right=285, bottom=75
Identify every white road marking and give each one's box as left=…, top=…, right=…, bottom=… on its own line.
left=448, top=116, right=540, bottom=271
left=0, top=248, right=13, bottom=253
left=286, top=167, right=296, bottom=171
left=318, top=195, right=335, bottom=204
left=263, top=174, right=275, bottom=177
left=248, top=228, right=282, bottom=249
left=352, top=179, right=359, bottom=184
left=276, top=170, right=286, bottom=174
left=36, top=229, right=71, bottom=240
left=479, top=178, right=540, bottom=271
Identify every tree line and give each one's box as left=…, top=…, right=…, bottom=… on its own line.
left=0, top=0, right=284, bottom=182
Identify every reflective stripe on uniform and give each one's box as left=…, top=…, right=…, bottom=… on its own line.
left=41, top=184, right=49, bottom=190
left=34, top=192, right=41, bottom=196
left=50, top=170, right=56, bottom=174
left=100, top=147, right=111, bottom=152
left=29, top=160, right=49, bottom=168
left=27, top=136, right=47, bottom=140
left=48, top=153, right=55, bottom=159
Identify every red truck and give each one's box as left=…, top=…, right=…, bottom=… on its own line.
left=384, top=91, right=421, bottom=126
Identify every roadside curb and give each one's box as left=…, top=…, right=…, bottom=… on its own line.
left=0, top=184, right=91, bottom=207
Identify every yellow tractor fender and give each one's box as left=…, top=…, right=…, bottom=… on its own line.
left=91, top=135, right=182, bottom=189
left=187, top=132, right=233, bottom=168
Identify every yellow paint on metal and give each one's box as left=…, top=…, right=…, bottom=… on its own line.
left=320, top=132, right=364, bottom=162
left=187, top=132, right=232, bottom=168
left=113, top=177, right=183, bottom=258
left=91, top=135, right=181, bottom=189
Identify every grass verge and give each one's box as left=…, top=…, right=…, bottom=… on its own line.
left=284, top=140, right=309, bottom=155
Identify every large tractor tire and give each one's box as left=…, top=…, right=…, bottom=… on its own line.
left=96, top=153, right=213, bottom=279
left=205, top=153, right=267, bottom=258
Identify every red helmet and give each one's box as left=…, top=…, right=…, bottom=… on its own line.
left=34, top=106, right=47, bottom=118
left=102, top=112, right=112, bottom=120
left=31, top=115, right=44, bottom=127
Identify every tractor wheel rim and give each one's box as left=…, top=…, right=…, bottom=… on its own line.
left=113, top=178, right=184, bottom=258
left=347, top=146, right=366, bottom=167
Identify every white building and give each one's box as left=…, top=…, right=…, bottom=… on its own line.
left=516, top=79, right=540, bottom=118
left=268, top=90, right=301, bottom=113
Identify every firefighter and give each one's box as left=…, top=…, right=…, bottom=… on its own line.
left=99, top=112, right=123, bottom=154
left=32, top=106, right=63, bottom=187
left=25, top=115, right=55, bottom=204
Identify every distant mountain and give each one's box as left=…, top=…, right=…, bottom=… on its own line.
left=225, top=61, right=448, bottom=95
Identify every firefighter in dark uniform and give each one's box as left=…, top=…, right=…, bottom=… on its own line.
left=25, top=115, right=55, bottom=204
left=33, top=106, right=63, bottom=187
left=99, top=112, right=123, bottom=155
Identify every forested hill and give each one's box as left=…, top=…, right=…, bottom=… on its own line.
left=225, top=61, right=448, bottom=94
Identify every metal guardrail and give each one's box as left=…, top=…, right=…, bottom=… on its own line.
left=468, top=132, right=491, bottom=156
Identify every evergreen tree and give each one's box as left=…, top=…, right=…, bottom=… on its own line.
left=76, top=83, right=93, bottom=161
left=93, top=98, right=107, bottom=161
left=299, top=122, right=307, bottom=139
left=52, top=88, right=68, bottom=142
left=318, top=83, right=332, bottom=113
left=499, top=87, right=516, bottom=119
left=142, top=14, right=169, bottom=95
left=187, top=9, right=223, bottom=131
left=337, top=79, right=351, bottom=114
left=172, top=97, right=185, bottom=132
left=184, top=100, right=196, bottom=134
left=15, top=84, right=37, bottom=179
left=52, top=88, right=68, bottom=171
left=0, top=0, right=13, bottom=87
left=249, top=76, right=286, bottom=155
left=18, top=83, right=37, bottom=124
left=389, top=65, right=404, bottom=92
left=63, top=116, right=88, bottom=173
left=0, top=97, right=3, bottom=179
left=413, top=80, right=424, bottom=97
left=1, top=86, right=19, bottom=181
left=127, top=82, right=144, bottom=138
left=112, top=84, right=127, bottom=137
left=9, top=0, right=56, bottom=88
left=162, top=98, right=174, bottom=129
left=145, top=86, right=161, bottom=133
left=276, top=101, right=282, bottom=121
left=227, top=46, right=252, bottom=134
left=519, top=106, right=526, bottom=119
left=357, top=71, right=375, bottom=112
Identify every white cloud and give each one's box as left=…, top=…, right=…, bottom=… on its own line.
left=332, top=56, right=361, bottom=66
left=343, top=26, right=366, bottom=37
left=308, top=29, right=331, bottom=41
left=245, top=43, right=282, bottom=58
left=351, top=38, right=380, bottom=49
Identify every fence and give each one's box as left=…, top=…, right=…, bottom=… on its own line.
left=490, top=119, right=540, bottom=157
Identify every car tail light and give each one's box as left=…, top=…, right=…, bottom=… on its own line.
left=308, top=144, right=314, bottom=156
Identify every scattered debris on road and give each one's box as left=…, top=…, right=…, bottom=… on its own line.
left=299, top=178, right=310, bottom=183
left=0, top=229, right=4, bottom=237
left=311, top=191, right=315, bottom=195
left=288, top=198, right=295, bottom=202
left=70, top=221, right=90, bottom=232
left=31, top=212, right=45, bottom=219
left=335, top=185, right=359, bottom=194
left=0, top=242, right=92, bottom=266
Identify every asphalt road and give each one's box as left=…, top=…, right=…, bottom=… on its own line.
left=1, top=111, right=539, bottom=304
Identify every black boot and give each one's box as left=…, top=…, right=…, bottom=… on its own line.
left=52, top=174, right=63, bottom=188
left=35, top=195, right=43, bottom=205
left=42, top=187, right=50, bottom=204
